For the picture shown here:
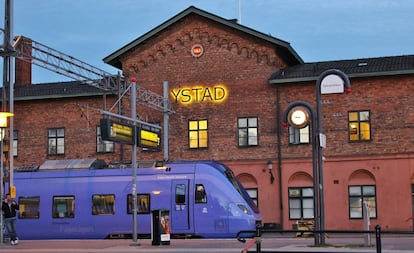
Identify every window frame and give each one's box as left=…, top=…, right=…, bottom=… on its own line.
left=237, top=117, right=258, bottom=147
left=195, top=184, right=207, bottom=204
left=348, top=110, right=371, bottom=142
left=288, top=187, right=314, bottom=220
left=18, top=196, right=40, bottom=219
left=348, top=185, right=377, bottom=219
left=96, top=125, right=115, bottom=153
left=246, top=188, right=258, bottom=208
left=127, top=194, right=151, bottom=214
left=52, top=195, right=75, bottom=219
left=188, top=119, right=208, bottom=149
left=289, top=125, right=310, bottom=145
left=92, top=194, right=115, bottom=215
left=48, top=127, right=65, bottom=155
left=175, top=184, right=186, bottom=204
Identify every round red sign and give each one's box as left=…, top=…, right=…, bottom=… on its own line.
left=191, top=44, right=204, bottom=58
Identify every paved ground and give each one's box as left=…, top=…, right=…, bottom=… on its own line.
left=0, top=236, right=413, bottom=253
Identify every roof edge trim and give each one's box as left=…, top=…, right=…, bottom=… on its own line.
left=269, top=69, right=414, bottom=84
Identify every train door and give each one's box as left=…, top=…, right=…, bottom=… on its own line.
left=171, top=180, right=192, bottom=233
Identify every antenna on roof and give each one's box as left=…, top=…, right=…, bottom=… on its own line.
left=238, top=0, right=242, bottom=24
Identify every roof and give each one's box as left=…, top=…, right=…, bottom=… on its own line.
left=39, top=158, right=107, bottom=170
left=103, top=6, right=304, bottom=68
left=269, top=54, right=414, bottom=84
left=0, top=81, right=112, bottom=101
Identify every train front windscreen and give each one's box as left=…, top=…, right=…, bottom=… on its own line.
left=224, top=169, right=260, bottom=214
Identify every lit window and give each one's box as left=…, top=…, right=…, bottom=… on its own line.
left=348, top=111, right=371, bottom=141
left=18, top=196, right=40, bottom=219
left=238, top=117, right=258, bottom=147
left=92, top=194, right=115, bottom=215
left=349, top=185, right=377, bottom=219
left=288, top=187, right=314, bottom=219
left=127, top=194, right=150, bottom=214
left=96, top=126, right=114, bottom=153
left=195, top=184, right=207, bottom=203
left=189, top=119, right=208, bottom=148
left=48, top=128, right=65, bottom=155
left=289, top=125, right=310, bottom=144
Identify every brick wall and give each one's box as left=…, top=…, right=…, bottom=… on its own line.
left=277, top=74, right=414, bottom=159
left=120, top=15, right=287, bottom=162
left=10, top=13, right=414, bottom=169
left=13, top=96, right=124, bottom=166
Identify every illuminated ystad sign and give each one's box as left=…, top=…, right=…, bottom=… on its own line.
left=171, top=84, right=228, bottom=105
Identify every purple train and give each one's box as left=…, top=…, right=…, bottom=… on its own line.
left=13, top=160, right=261, bottom=239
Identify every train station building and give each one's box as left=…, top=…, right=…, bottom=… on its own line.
left=4, top=6, right=414, bottom=231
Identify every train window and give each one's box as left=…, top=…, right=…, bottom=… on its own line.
left=18, top=196, right=40, bottom=219
left=195, top=184, right=207, bottom=203
left=52, top=196, right=75, bottom=218
left=92, top=194, right=115, bottom=215
left=175, top=184, right=186, bottom=204
left=127, top=194, right=151, bottom=214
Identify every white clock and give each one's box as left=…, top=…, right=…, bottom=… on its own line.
left=288, top=107, right=309, bottom=128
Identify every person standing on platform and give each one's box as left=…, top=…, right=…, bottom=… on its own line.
left=2, top=193, right=19, bottom=245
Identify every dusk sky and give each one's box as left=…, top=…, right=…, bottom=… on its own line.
left=2, top=0, right=414, bottom=83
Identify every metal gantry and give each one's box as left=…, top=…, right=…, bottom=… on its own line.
left=13, top=35, right=174, bottom=113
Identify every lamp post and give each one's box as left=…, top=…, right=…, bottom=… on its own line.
left=282, top=101, right=320, bottom=246
left=0, top=111, right=13, bottom=245
left=316, top=69, right=351, bottom=245
left=282, top=70, right=350, bottom=246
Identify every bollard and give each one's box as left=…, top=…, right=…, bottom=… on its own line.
left=256, top=223, right=262, bottom=253
left=375, top=224, right=381, bottom=253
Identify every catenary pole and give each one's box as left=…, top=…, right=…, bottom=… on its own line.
left=130, top=79, right=139, bottom=245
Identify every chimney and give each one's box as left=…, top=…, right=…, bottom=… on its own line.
left=14, top=36, right=32, bottom=85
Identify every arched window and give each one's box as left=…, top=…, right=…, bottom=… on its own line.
left=237, top=173, right=258, bottom=207
left=288, top=172, right=313, bottom=220
left=348, top=169, right=377, bottom=219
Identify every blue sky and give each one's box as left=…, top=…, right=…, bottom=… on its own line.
left=2, top=0, right=414, bottom=83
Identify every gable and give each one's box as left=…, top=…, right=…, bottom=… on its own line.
left=103, top=6, right=303, bottom=69
left=119, top=13, right=292, bottom=78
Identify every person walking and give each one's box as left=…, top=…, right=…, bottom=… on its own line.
left=2, top=193, right=19, bottom=245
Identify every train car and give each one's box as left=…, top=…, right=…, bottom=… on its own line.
left=13, top=160, right=261, bottom=239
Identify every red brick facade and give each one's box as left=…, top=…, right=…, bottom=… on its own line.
left=6, top=7, right=414, bottom=231
left=121, top=15, right=285, bottom=161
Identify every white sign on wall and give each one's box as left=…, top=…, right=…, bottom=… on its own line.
left=320, top=74, right=345, bottom=94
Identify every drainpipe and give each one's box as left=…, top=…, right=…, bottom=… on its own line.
left=276, top=85, right=283, bottom=229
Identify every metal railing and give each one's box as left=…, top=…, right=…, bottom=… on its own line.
left=237, top=224, right=414, bottom=253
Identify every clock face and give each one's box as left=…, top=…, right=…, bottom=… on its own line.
left=288, top=107, right=309, bottom=128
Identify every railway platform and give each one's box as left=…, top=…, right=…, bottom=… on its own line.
left=0, top=236, right=413, bottom=253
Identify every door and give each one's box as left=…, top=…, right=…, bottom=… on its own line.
left=171, top=180, right=191, bottom=233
